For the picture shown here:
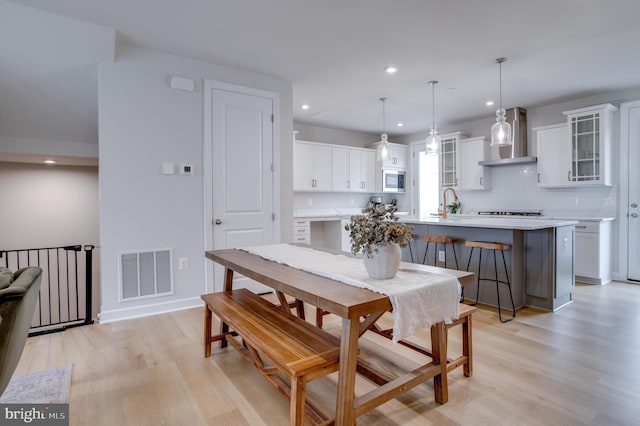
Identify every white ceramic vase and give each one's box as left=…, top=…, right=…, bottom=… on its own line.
left=363, top=243, right=401, bottom=279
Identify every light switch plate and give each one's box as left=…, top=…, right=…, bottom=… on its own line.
left=162, top=162, right=174, bottom=175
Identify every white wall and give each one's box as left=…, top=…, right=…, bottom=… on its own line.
left=0, top=162, right=101, bottom=316
left=0, top=1, right=114, bottom=158
left=98, top=43, right=293, bottom=321
left=294, top=122, right=379, bottom=148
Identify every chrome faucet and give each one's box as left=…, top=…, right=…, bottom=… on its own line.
left=442, top=187, right=459, bottom=219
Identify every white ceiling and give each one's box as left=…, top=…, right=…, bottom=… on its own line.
left=6, top=0, right=640, bottom=136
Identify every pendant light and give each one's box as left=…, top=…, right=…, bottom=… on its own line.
left=490, top=57, right=512, bottom=146
left=376, top=97, right=390, bottom=161
left=425, top=80, right=441, bottom=155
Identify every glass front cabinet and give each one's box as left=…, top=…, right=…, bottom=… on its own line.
left=563, top=103, right=617, bottom=186
left=439, top=132, right=467, bottom=189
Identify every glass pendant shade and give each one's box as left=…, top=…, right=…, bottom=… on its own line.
left=376, top=133, right=390, bottom=161
left=376, top=97, right=390, bottom=161
left=426, top=80, right=440, bottom=155
left=425, top=128, right=441, bottom=155
left=490, top=57, right=513, bottom=147
left=490, top=108, right=512, bottom=146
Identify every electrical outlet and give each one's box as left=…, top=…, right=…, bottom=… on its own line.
left=438, top=250, right=445, bottom=262
left=178, top=257, right=188, bottom=270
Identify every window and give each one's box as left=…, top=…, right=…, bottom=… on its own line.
left=412, top=142, right=440, bottom=220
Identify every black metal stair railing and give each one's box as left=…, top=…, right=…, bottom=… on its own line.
left=0, top=244, right=95, bottom=336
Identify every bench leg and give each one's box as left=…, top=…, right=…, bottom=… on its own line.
left=204, top=304, right=212, bottom=358
left=463, top=315, right=473, bottom=377
left=290, top=376, right=305, bottom=426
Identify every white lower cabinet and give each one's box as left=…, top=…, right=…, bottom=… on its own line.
left=292, top=218, right=310, bottom=245
left=574, top=220, right=612, bottom=284
left=341, top=218, right=352, bottom=253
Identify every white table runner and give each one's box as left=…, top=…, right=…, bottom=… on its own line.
left=241, top=244, right=461, bottom=342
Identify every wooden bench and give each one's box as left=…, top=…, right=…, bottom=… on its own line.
left=202, top=289, right=341, bottom=426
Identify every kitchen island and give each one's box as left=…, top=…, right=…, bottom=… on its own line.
left=401, top=217, right=578, bottom=311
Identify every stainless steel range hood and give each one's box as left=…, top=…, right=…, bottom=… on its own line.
left=479, top=107, right=537, bottom=166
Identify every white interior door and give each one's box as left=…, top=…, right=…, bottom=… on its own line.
left=628, top=105, right=640, bottom=281
left=206, top=83, right=276, bottom=293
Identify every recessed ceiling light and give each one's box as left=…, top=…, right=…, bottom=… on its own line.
left=43, top=159, right=56, bottom=164
left=446, top=87, right=458, bottom=94
left=301, top=104, right=310, bottom=110
left=486, top=100, right=495, bottom=106
left=385, top=66, right=397, bottom=74
left=396, top=122, right=404, bottom=127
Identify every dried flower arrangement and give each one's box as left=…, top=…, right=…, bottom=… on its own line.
left=345, top=204, right=414, bottom=257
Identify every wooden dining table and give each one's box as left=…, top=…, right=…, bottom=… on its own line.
left=205, top=248, right=474, bottom=425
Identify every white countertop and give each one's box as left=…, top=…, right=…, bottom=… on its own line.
left=400, top=216, right=579, bottom=230
left=294, top=208, right=410, bottom=218
left=434, top=213, right=614, bottom=222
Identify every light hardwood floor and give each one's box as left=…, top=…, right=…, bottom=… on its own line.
left=13, top=282, right=640, bottom=425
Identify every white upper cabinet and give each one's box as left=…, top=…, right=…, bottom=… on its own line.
left=293, top=140, right=376, bottom=193
left=535, top=103, right=617, bottom=188
left=293, top=141, right=332, bottom=191
left=332, top=146, right=350, bottom=192
left=459, top=137, right=491, bottom=190
left=438, top=132, right=467, bottom=189
left=369, top=141, right=408, bottom=170
left=349, top=148, right=375, bottom=192
left=534, top=124, right=572, bottom=187
left=563, top=103, right=617, bottom=186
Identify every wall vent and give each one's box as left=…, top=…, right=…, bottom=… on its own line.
left=119, top=248, right=173, bottom=301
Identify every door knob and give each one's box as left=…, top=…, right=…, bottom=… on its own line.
left=215, top=219, right=222, bottom=225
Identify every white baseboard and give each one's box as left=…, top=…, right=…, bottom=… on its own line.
left=98, top=296, right=202, bottom=324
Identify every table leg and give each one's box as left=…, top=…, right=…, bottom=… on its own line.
left=335, top=317, right=360, bottom=425
left=431, top=321, right=449, bottom=404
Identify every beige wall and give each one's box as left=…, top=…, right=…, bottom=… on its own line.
left=0, top=162, right=100, bottom=317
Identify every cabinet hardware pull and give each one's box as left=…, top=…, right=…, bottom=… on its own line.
left=480, top=176, right=483, bottom=186
left=631, top=213, right=639, bottom=218
left=567, top=171, right=571, bottom=181
left=537, top=173, right=541, bottom=183
left=575, top=225, right=587, bottom=229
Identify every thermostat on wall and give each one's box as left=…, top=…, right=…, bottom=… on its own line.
left=179, top=163, right=194, bottom=175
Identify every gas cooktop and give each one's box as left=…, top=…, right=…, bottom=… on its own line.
left=477, top=210, right=542, bottom=216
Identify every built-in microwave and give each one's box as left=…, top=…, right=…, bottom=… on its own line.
left=382, top=169, right=406, bottom=192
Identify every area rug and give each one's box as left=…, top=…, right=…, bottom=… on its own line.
left=0, top=363, right=72, bottom=404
